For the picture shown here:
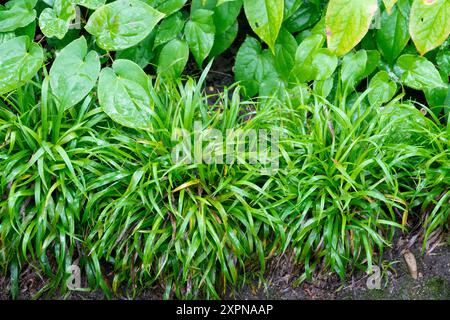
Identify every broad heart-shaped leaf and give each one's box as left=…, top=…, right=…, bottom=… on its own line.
left=0, top=36, right=43, bottom=95
left=361, top=50, right=380, bottom=79
left=116, top=31, right=156, bottom=68
left=157, top=39, right=189, bottom=79
left=325, top=0, right=378, bottom=56
left=285, top=1, right=322, bottom=34
left=211, top=0, right=242, bottom=35
left=311, top=49, right=338, bottom=81
left=243, top=0, right=284, bottom=52
left=50, top=37, right=100, bottom=108
left=189, top=0, right=241, bottom=53
left=210, top=20, right=238, bottom=57
left=191, top=0, right=242, bottom=31
left=292, top=48, right=337, bottom=83
left=39, top=0, right=76, bottom=39
left=341, top=49, right=367, bottom=90
left=39, top=9, right=68, bottom=39
left=16, top=19, right=36, bottom=40
left=368, top=71, right=397, bottom=107
left=424, top=86, right=448, bottom=110
left=145, top=0, right=187, bottom=15
left=234, top=36, right=278, bottom=97
left=314, top=77, right=334, bottom=99
left=154, top=12, right=186, bottom=48
left=383, top=0, right=398, bottom=14
left=85, top=0, right=165, bottom=51
left=290, top=34, right=327, bottom=83
left=284, top=0, right=303, bottom=20
left=184, top=9, right=215, bottom=66
left=98, top=59, right=154, bottom=129
left=376, top=0, right=411, bottom=65
left=395, top=54, right=447, bottom=90
left=274, top=28, right=297, bottom=80
left=72, top=0, right=106, bottom=9
left=0, top=0, right=37, bottom=32
left=437, top=45, right=450, bottom=76
left=0, top=32, right=16, bottom=44
left=410, top=0, right=450, bottom=55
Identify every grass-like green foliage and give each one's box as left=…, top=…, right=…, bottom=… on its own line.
left=259, top=94, right=449, bottom=280
left=0, top=75, right=449, bottom=299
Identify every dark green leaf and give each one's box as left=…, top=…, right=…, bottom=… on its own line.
left=184, top=9, right=215, bottom=66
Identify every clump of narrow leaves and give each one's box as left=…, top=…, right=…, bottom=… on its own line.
left=1, top=73, right=449, bottom=298
left=253, top=93, right=449, bottom=280
left=0, top=0, right=449, bottom=300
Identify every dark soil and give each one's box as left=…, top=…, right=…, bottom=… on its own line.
left=234, top=232, right=450, bottom=300
left=1, top=233, right=448, bottom=300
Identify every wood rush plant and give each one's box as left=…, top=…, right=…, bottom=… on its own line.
left=0, top=0, right=449, bottom=298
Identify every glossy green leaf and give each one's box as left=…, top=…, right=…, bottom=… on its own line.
left=234, top=36, right=278, bottom=97
left=424, top=86, right=448, bottom=109
left=154, top=12, right=186, bottom=48
left=190, top=0, right=216, bottom=12
left=311, top=48, right=338, bottom=81
left=437, top=45, right=450, bottom=76
left=157, top=39, right=189, bottom=79
left=290, top=34, right=325, bottom=82
left=146, top=0, right=187, bottom=15
left=72, top=0, right=106, bottom=9
left=211, top=0, right=242, bottom=35
left=85, top=0, right=165, bottom=51
left=361, top=50, right=381, bottom=79
left=243, top=0, right=284, bottom=52
left=274, top=28, right=297, bottom=80
left=184, top=9, right=215, bottom=66
left=368, top=71, right=397, bottom=106
left=260, top=73, right=286, bottom=97
left=49, top=36, right=100, bottom=108
left=202, top=0, right=242, bottom=56
left=98, top=59, right=154, bottom=129
left=396, top=54, right=446, bottom=90
left=383, top=0, right=398, bottom=14
left=0, top=36, right=43, bottom=95
left=116, top=31, right=156, bottom=68
left=0, top=32, right=15, bottom=44
left=341, top=49, right=367, bottom=89
left=285, top=1, right=322, bottom=34
left=314, top=77, right=334, bottom=99
left=284, top=0, right=303, bottom=20
left=325, top=0, right=378, bottom=56
left=409, top=0, right=450, bottom=55
left=39, top=0, right=76, bottom=39
left=15, top=17, right=36, bottom=40
left=210, top=20, right=238, bottom=57
left=0, top=0, right=37, bottom=32
left=376, top=0, right=411, bottom=65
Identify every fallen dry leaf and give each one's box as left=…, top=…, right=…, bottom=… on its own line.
left=403, top=250, right=418, bottom=280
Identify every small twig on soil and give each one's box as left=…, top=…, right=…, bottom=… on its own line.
left=208, top=70, right=233, bottom=78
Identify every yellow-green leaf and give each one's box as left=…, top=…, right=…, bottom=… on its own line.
left=325, top=0, right=378, bottom=56
left=409, top=0, right=450, bottom=55
left=243, top=0, right=284, bottom=52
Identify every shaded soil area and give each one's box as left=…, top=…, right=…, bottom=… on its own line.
left=1, top=233, right=448, bottom=300
left=235, top=232, right=450, bottom=300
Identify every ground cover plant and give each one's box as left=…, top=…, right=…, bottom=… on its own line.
left=0, top=0, right=449, bottom=299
